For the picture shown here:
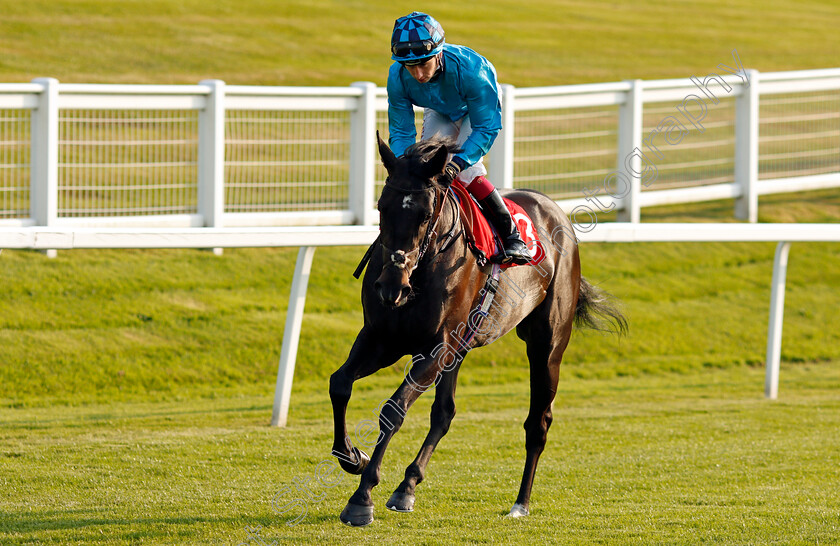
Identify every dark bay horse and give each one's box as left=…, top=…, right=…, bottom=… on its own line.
left=330, top=134, right=626, bottom=526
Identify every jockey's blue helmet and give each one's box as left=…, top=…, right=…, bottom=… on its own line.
left=390, top=12, right=445, bottom=65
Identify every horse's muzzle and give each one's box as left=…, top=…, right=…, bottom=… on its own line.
left=374, top=269, right=412, bottom=308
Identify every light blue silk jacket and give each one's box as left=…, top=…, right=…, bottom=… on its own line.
left=386, top=44, right=503, bottom=167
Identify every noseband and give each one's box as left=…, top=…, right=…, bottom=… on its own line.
left=379, top=182, right=454, bottom=275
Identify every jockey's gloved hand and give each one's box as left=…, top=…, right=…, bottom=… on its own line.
left=442, top=162, right=461, bottom=185
left=442, top=157, right=467, bottom=185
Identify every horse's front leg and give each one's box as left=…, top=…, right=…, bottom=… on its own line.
left=339, top=346, right=445, bottom=526
left=330, top=328, right=401, bottom=475
left=386, top=355, right=463, bottom=513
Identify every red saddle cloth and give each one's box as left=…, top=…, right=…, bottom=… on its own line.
left=450, top=183, right=545, bottom=269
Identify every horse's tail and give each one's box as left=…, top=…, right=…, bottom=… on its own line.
left=574, top=277, right=628, bottom=336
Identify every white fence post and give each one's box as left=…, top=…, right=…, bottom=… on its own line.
left=617, top=79, right=643, bottom=223
left=30, top=78, right=59, bottom=258
left=765, top=241, right=791, bottom=399
left=349, top=82, right=377, bottom=225
left=271, top=246, right=317, bottom=427
left=198, top=79, right=226, bottom=230
left=488, top=83, right=516, bottom=189
left=735, top=69, right=759, bottom=223
left=30, top=77, right=59, bottom=228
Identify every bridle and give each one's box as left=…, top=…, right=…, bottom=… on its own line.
left=379, top=181, right=459, bottom=275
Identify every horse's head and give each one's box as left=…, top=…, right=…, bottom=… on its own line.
left=373, top=132, right=457, bottom=308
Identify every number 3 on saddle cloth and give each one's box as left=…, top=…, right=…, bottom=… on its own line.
left=450, top=182, right=545, bottom=269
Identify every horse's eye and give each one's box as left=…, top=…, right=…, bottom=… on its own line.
left=423, top=212, right=433, bottom=223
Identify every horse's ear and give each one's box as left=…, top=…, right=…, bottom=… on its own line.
left=377, top=131, right=397, bottom=174
left=421, top=145, right=449, bottom=183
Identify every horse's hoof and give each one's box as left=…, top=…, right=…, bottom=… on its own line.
left=385, top=491, right=415, bottom=512
left=506, top=503, right=529, bottom=518
left=334, top=447, right=370, bottom=475
left=339, top=502, right=374, bottom=527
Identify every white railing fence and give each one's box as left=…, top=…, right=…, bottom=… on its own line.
left=3, top=222, right=838, bottom=422
left=2, top=68, right=839, bottom=424
left=1, top=67, right=839, bottom=230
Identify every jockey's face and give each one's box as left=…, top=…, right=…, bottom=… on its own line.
left=404, top=55, right=439, bottom=84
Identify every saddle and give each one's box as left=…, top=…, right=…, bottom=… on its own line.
left=449, top=182, right=543, bottom=269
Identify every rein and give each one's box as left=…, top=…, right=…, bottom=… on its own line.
left=379, top=183, right=452, bottom=273
left=381, top=181, right=503, bottom=347
left=352, top=182, right=461, bottom=279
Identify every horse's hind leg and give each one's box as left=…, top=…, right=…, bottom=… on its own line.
left=510, top=305, right=574, bottom=517
left=387, top=361, right=462, bottom=513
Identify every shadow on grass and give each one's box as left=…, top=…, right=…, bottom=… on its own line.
left=0, top=402, right=274, bottom=429
left=0, top=510, right=285, bottom=544
left=0, top=511, right=233, bottom=530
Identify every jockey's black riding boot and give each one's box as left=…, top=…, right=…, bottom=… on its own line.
left=478, top=189, right=532, bottom=265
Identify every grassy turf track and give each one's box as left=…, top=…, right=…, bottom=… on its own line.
left=2, top=366, right=839, bottom=544
left=1, top=1, right=840, bottom=543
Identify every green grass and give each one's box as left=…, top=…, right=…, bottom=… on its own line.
left=3, top=189, right=838, bottom=408
left=1, top=191, right=838, bottom=544
left=2, top=0, right=839, bottom=87
left=5, top=1, right=840, bottom=209
left=2, top=366, right=839, bottom=544
left=2, top=0, right=840, bottom=543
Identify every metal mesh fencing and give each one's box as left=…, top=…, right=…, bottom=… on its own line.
left=58, top=110, right=198, bottom=217
left=641, top=98, right=736, bottom=191
left=5, top=78, right=838, bottom=226
left=512, top=106, right=619, bottom=199
left=0, top=109, right=30, bottom=219
left=225, top=110, right=351, bottom=213
left=759, top=90, right=840, bottom=180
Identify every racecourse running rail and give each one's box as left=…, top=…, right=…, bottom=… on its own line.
left=2, top=221, right=838, bottom=424
left=1, top=66, right=838, bottom=228
left=1, top=66, right=839, bottom=423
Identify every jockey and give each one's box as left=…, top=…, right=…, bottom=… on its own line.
left=386, top=11, right=531, bottom=265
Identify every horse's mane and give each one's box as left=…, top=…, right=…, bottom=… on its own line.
left=402, top=136, right=461, bottom=186
left=403, top=135, right=460, bottom=160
